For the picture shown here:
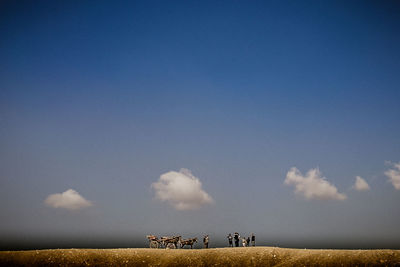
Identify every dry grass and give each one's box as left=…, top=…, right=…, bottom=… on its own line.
left=1, top=247, right=400, bottom=266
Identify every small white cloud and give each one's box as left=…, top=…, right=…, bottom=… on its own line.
left=44, top=189, right=92, bottom=210
left=284, top=167, right=346, bottom=200
left=353, top=176, right=370, bottom=191
left=151, top=168, right=214, bottom=210
left=384, top=162, right=400, bottom=190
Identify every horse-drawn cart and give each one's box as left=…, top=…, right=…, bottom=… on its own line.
left=146, top=235, right=181, bottom=249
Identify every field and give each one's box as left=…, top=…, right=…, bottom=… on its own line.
left=1, top=247, right=400, bottom=266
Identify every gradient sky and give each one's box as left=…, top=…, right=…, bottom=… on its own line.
left=1, top=0, right=400, bottom=249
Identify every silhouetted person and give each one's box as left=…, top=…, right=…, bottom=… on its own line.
left=203, top=235, right=209, bottom=249
left=227, top=233, right=233, bottom=247
left=247, top=237, right=250, bottom=246
left=251, top=233, right=255, bottom=246
left=234, top=232, right=240, bottom=247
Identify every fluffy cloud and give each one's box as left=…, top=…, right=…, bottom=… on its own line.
left=353, top=176, right=370, bottom=191
left=44, top=189, right=92, bottom=210
left=284, top=167, right=346, bottom=200
left=384, top=162, right=400, bottom=190
left=151, top=168, right=214, bottom=210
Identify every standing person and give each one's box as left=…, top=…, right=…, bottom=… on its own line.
left=242, top=237, right=247, bottom=247
left=227, top=233, right=233, bottom=247
left=203, top=235, right=209, bottom=249
left=247, top=236, right=250, bottom=246
left=234, top=232, right=240, bottom=247
left=251, top=233, right=255, bottom=246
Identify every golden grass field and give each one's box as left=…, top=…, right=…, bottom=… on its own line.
left=1, top=247, right=400, bottom=266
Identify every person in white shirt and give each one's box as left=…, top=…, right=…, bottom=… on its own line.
left=242, top=237, right=247, bottom=247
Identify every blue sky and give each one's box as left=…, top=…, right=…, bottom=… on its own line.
left=1, top=0, right=400, bottom=249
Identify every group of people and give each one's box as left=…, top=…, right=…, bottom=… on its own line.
left=227, top=233, right=255, bottom=247
left=201, top=233, right=255, bottom=248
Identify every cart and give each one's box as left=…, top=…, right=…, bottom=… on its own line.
left=160, top=236, right=181, bottom=249
left=146, top=235, right=161, bottom=248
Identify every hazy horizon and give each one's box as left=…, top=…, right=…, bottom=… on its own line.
left=1, top=0, right=400, bottom=251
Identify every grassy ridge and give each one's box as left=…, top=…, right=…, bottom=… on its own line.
left=1, top=247, right=400, bottom=266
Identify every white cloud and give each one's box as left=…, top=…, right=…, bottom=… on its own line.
left=284, top=167, right=346, bottom=200
left=151, top=168, right=214, bottom=210
left=384, top=162, right=400, bottom=190
left=44, top=189, right=92, bottom=210
left=353, top=176, right=370, bottom=191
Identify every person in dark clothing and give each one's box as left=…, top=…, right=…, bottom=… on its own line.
left=203, top=235, right=209, bottom=248
left=227, top=233, right=233, bottom=247
left=251, top=233, right=255, bottom=246
left=234, top=232, right=240, bottom=247
left=247, top=237, right=250, bottom=246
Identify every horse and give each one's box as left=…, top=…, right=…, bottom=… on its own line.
left=180, top=237, right=198, bottom=249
